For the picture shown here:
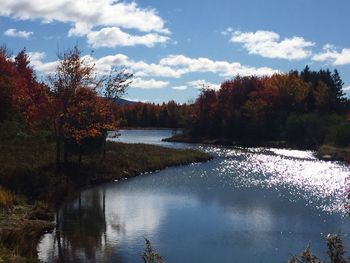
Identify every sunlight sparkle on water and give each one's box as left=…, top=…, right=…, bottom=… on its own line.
left=206, top=146, right=349, bottom=214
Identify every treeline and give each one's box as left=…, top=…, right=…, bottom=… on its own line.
left=118, top=66, right=350, bottom=148
left=117, top=101, right=191, bottom=128
left=0, top=46, right=131, bottom=166
left=188, top=67, right=350, bottom=147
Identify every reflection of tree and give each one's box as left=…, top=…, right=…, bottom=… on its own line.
left=51, top=188, right=125, bottom=263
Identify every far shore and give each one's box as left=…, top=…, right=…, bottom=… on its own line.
left=163, top=134, right=350, bottom=163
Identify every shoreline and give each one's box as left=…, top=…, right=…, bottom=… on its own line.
left=0, top=141, right=211, bottom=262
left=163, top=134, right=350, bottom=163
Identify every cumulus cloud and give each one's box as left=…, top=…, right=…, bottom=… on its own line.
left=171, top=85, right=187, bottom=90
left=312, top=44, right=350, bottom=65
left=343, top=86, right=350, bottom=91
left=82, top=54, right=278, bottom=79
left=160, top=55, right=277, bottom=77
left=227, top=30, right=315, bottom=60
left=89, top=54, right=181, bottom=78
left=87, top=27, right=169, bottom=48
left=0, top=0, right=170, bottom=48
left=4, top=28, right=33, bottom=39
left=27, top=51, right=278, bottom=90
left=27, top=52, right=57, bottom=74
left=188, top=80, right=221, bottom=90
left=130, top=77, right=169, bottom=89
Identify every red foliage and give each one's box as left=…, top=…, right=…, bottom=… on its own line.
left=0, top=48, right=50, bottom=130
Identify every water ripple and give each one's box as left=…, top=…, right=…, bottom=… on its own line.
left=202, top=146, right=349, bottom=215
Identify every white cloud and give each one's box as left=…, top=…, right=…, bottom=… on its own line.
left=28, top=52, right=277, bottom=90
left=0, top=0, right=169, bottom=48
left=343, top=86, right=350, bottom=91
left=130, top=78, right=169, bottom=89
left=27, top=52, right=57, bottom=74
left=68, top=22, right=92, bottom=37
left=93, top=54, right=277, bottom=78
left=160, top=55, right=277, bottom=77
left=228, top=30, right=315, bottom=60
left=89, top=54, right=181, bottom=78
left=0, top=0, right=168, bottom=33
left=4, top=28, right=33, bottom=39
left=87, top=27, right=169, bottom=48
left=171, top=85, right=187, bottom=90
left=312, top=44, right=350, bottom=65
left=188, top=80, right=221, bottom=90
left=221, top=27, right=233, bottom=36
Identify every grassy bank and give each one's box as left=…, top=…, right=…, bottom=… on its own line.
left=164, top=133, right=296, bottom=148
left=164, top=134, right=350, bottom=162
left=0, top=140, right=211, bottom=262
left=316, top=144, right=350, bottom=162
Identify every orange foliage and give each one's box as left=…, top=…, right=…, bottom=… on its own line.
left=62, top=87, right=117, bottom=144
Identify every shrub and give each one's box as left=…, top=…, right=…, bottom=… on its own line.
left=142, top=238, right=164, bottom=263
left=326, top=121, right=350, bottom=147
left=286, top=113, right=326, bottom=147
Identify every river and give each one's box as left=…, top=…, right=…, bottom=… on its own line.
left=38, top=129, right=350, bottom=263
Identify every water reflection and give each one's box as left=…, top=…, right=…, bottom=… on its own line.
left=39, top=190, right=125, bottom=263
left=38, top=129, right=350, bottom=263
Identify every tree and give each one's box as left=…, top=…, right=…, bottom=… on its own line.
left=0, top=47, right=16, bottom=122
left=49, top=47, right=130, bottom=167
left=13, top=49, right=50, bottom=130
left=104, top=67, right=133, bottom=101
left=63, top=87, right=117, bottom=164
left=0, top=47, right=50, bottom=132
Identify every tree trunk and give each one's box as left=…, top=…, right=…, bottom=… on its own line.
left=103, top=138, right=106, bottom=160
left=56, top=136, right=61, bottom=171
left=78, top=151, right=82, bottom=166
left=63, top=140, right=68, bottom=165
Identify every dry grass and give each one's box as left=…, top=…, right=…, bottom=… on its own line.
left=317, top=144, right=350, bottom=162
left=0, top=187, right=14, bottom=210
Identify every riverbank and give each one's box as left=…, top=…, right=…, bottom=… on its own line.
left=0, top=140, right=211, bottom=262
left=164, top=134, right=350, bottom=162
left=316, top=144, right=350, bottom=162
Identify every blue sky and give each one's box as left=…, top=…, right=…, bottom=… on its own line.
left=1, top=0, right=350, bottom=103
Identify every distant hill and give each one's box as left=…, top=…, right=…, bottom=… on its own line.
left=105, top=98, right=138, bottom=106
left=116, top=98, right=138, bottom=106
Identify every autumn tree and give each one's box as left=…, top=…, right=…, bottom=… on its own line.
left=0, top=47, right=50, bottom=137
left=49, top=47, right=131, bottom=167
left=62, top=87, right=117, bottom=164
left=183, top=70, right=349, bottom=146
left=0, top=47, right=15, bottom=123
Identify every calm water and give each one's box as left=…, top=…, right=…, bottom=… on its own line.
left=38, top=130, right=350, bottom=263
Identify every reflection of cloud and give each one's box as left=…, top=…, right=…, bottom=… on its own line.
left=228, top=206, right=273, bottom=236
left=105, top=191, right=198, bottom=243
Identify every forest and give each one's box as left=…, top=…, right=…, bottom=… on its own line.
left=119, top=67, right=350, bottom=148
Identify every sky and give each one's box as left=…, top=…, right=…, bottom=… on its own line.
left=1, top=0, right=350, bottom=103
